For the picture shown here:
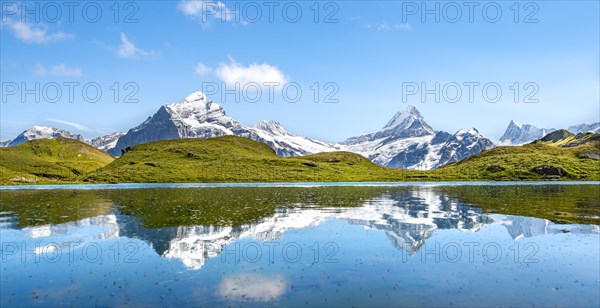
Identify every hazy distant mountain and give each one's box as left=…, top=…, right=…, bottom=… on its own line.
left=499, top=120, right=555, bottom=145
left=568, top=122, right=600, bottom=134
left=500, top=120, right=600, bottom=145
left=89, top=132, right=125, bottom=152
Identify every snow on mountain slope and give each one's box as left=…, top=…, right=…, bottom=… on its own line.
left=165, top=91, right=240, bottom=137
left=568, top=122, right=600, bottom=134
left=2, top=126, right=85, bottom=147
left=88, top=132, right=125, bottom=152
left=109, top=92, right=242, bottom=155
left=109, top=91, right=337, bottom=156
left=499, top=120, right=555, bottom=145
left=0, top=95, right=493, bottom=169
left=343, top=106, right=435, bottom=146
left=426, top=128, right=495, bottom=169
left=239, top=120, right=338, bottom=156
left=340, top=106, right=495, bottom=170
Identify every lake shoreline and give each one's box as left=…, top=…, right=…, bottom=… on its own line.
left=2, top=180, right=599, bottom=190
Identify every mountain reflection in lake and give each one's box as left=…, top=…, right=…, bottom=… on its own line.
left=1, top=185, right=599, bottom=307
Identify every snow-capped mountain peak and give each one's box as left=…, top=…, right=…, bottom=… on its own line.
left=2, top=126, right=85, bottom=147
left=108, top=91, right=338, bottom=156
left=456, top=128, right=482, bottom=139
left=253, top=120, right=290, bottom=136
left=109, top=92, right=239, bottom=155
left=25, top=126, right=71, bottom=139
left=181, top=91, right=208, bottom=104
left=383, top=105, right=425, bottom=130
left=88, top=132, right=125, bottom=152
left=341, top=105, right=494, bottom=170
left=167, top=92, right=227, bottom=120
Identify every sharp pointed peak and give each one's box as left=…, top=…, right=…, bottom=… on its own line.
left=403, top=104, right=419, bottom=113
left=392, top=105, right=421, bottom=117
left=166, top=91, right=226, bottom=116
left=508, top=120, right=522, bottom=128
left=466, top=127, right=482, bottom=136
left=383, top=105, right=425, bottom=130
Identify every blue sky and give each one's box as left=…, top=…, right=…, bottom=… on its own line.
left=1, top=1, right=599, bottom=143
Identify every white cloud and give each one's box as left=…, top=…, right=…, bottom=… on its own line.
left=178, top=0, right=246, bottom=26
left=178, top=0, right=207, bottom=16
left=215, top=57, right=288, bottom=87
left=47, top=118, right=90, bottom=132
left=34, top=64, right=83, bottom=77
left=365, top=22, right=412, bottom=31
left=3, top=18, right=71, bottom=44
left=194, top=63, right=212, bottom=76
left=218, top=274, right=286, bottom=301
left=117, top=33, right=152, bottom=58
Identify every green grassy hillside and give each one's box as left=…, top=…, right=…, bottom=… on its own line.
left=532, top=130, right=600, bottom=148
left=434, top=141, right=599, bottom=180
left=0, top=137, right=114, bottom=184
left=1, top=133, right=598, bottom=184
left=84, top=136, right=430, bottom=183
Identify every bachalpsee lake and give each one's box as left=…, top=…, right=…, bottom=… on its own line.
left=1, top=182, right=599, bottom=307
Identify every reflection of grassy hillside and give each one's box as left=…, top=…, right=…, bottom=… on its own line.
left=439, top=185, right=600, bottom=224
left=0, top=186, right=396, bottom=228
left=0, top=190, right=113, bottom=227
left=0, top=138, right=114, bottom=184
left=107, top=186, right=394, bottom=228
left=2, top=185, right=597, bottom=230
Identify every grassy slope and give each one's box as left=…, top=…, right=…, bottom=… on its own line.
left=1, top=134, right=598, bottom=184
left=86, top=135, right=600, bottom=183
left=85, top=136, right=432, bottom=183
left=533, top=130, right=599, bottom=147
left=0, top=137, right=114, bottom=184
left=434, top=141, right=600, bottom=181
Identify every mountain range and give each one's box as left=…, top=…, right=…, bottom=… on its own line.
left=340, top=106, right=495, bottom=169
left=1, top=91, right=598, bottom=170
left=499, top=120, right=599, bottom=145
left=499, top=120, right=556, bottom=145
left=109, top=92, right=335, bottom=157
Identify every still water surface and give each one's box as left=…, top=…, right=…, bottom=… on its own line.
left=1, top=184, right=599, bottom=306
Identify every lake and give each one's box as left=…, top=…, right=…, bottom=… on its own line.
left=1, top=183, right=599, bottom=307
